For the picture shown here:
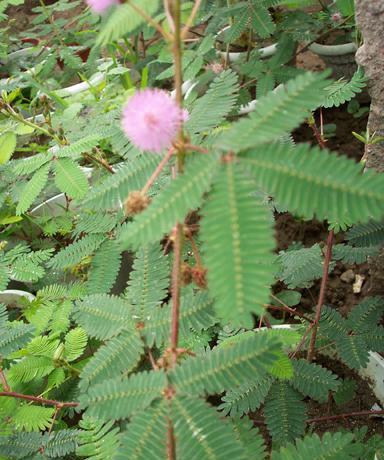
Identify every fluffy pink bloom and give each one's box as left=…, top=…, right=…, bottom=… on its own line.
left=85, top=0, right=118, bottom=14
left=121, top=89, right=187, bottom=154
left=331, top=12, right=342, bottom=22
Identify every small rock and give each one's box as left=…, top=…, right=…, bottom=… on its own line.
left=340, top=269, right=355, bottom=283
left=353, top=274, right=365, bottom=294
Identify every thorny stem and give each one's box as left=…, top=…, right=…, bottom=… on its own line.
left=0, top=391, right=78, bottom=407
left=142, top=147, right=175, bottom=195
left=167, top=1, right=185, bottom=458
left=307, top=229, right=334, bottom=361
left=83, top=152, right=115, bottom=174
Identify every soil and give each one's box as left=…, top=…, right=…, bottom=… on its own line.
left=249, top=354, right=384, bottom=447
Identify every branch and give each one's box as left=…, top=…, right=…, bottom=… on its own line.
left=307, top=409, right=384, bottom=423
left=307, top=229, right=334, bottom=361
left=127, top=0, right=172, bottom=41
left=142, top=147, right=175, bottom=195
left=181, top=0, right=203, bottom=39
left=0, top=391, right=79, bottom=408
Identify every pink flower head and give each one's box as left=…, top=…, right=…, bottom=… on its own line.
left=331, top=12, right=342, bottom=22
left=85, top=0, right=118, bottom=14
left=122, top=89, right=188, bottom=153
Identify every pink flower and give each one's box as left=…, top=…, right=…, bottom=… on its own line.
left=331, top=12, right=342, bottom=22
left=122, top=89, right=187, bottom=153
left=85, top=0, right=118, bottom=14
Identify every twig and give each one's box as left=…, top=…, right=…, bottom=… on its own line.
left=142, top=147, right=175, bottom=195
left=170, top=223, right=183, bottom=361
left=307, top=230, right=334, bottom=361
left=0, top=391, right=78, bottom=407
left=307, top=409, right=384, bottom=424
left=266, top=305, right=312, bottom=322
left=163, top=0, right=176, bottom=33
left=181, top=0, right=203, bottom=39
left=0, top=368, right=10, bottom=392
left=82, top=152, right=115, bottom=174
left=127, top=0, right=172, bottom=41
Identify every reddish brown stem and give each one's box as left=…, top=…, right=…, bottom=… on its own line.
left=307, top=409, right=384, bottom=423
left=307, top=230, right=334, bottom=361
left=142, top=147, right=175, bottom=195
left=0, top=391, right=78, bottom=407
left=167, top=417, right=176, bottom=459
left=170, top=223, right=183, bottom=361
left=0, top=368, right=10, bottom=392
left=266, top=305, right=312, bottom=322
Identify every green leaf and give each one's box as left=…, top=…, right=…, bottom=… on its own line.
left=73, top=294, right=133, bottom=340
left=0, top=323, right=34, bottom=357
left=232, top=418, right=267, bottom=460
left=272, top=431, right=355, bottom=460
left=54, top=158, right=89, bottom=199
left=172, top=396, right=246, bottom=460
left=44, top=429, right=80, bottom=458
left=16, top=162, right=51, bottom=214
left=64, top=327, right=88, bottom=362
left=8, top=355, right=55, bottom=383
left=291, top=359, right=340, bottom=402
left=126, top=243, right=170, bottom=320
left=0, top=131, right=16, bottom=164
left=82, top=154, right=159, bottom=210
left=250, top=6, right=275, bottom=38
left=243, top=142, right=384, bottom=223
left=119, top=154, right=217, bottom=250
left=333, top=378, right=357, bottom=405
left=336, top=334, right=370, bottom=369
left=200, top=162, right=275, bottom=327
left=77, top=418, right=120, bottom=460
left=186, top=70, right=239, bottom=135
left=86, top=239, right=122, bottom=294
left=97, top=0, right=160, bottom=45
left=217, top=72, right=329, bottom=151
left=79, top=329, right=143, bottom=390
left=0, top=261, right=9, bottom=291
left=323, top=68, right=367, bottom=108
left=170, top=332, right=282, bottom=395
left=220, top=376, right=273, bottom=416
left=13, top=405, right=55, bottom=432
left=264, top=382, right=307, bottom=446
left=114, top=402, right=168, bottom=460
left=80, top=370, right=166, bottom=421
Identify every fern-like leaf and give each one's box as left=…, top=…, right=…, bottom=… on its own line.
left=82, top=155, right=159, bottom=210
left=232, top=418, right=267, bottom=460
left=77, top=418, right=120, bottom=460
left=332, top=243, right=379, bottom=264
left=264, top=382, right=307, bottom=445
left=272, top=431, right=355, bottom=460
left=12, top=405, right=55, bottom=432
left=80, top=370, right=166, bottom=421
left=86, top=239, right=122, bottom=294
left=126, top=243, right=170, bottom=320
left=119, top=154, right=217, bottom=250
left=243, top=142, right=384, bottom=223
left=170, top=332, right=281, bottom=395
left=217, top=72, right=329, bottom=151
left=16, top=162, right=51, bottom=214
left=97, top=0, right=160, bottom=45
left=0, top=323, right=34, bottom=357
left=63, top=327, right=88, bottom=362
left=73, top=294, right=133, bottom=340
left=54, top=158, right=89, bottom=199
left=48, top=234, right=105, bottom=270
left=44, top=429, right=80, bottom=458
left=171, top=396, right=246, bottom=460
left=79, top=329, right=143, bottom=390
left=291, top=359, right=340, bottom=402
left=200, top=162, right=275, bottom=327
left=346, top=296, right=384, bottom=332
left=323, top=68, right=367, bottom=108
left=186, top=70, right=239, bottom=135
left=114, top=401, right=168, bottom=460
left=346, top=219, right=384, bottom=247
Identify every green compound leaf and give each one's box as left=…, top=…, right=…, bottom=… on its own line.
left=217, top=72, right=329, bottom=152
left=200, top=162, right=275, bottom=327
left=16, top=162, right=51, bottom=215
left=264, top=382, right=307, bottom=446
left=119, top=154, right=217, bottom=250
left=80, top=370, right=166, bottom=421
left=170, top=332, right=282, bottom=395
left=172, top=396, right=247, bottom=460
left=54, top=158, right=89, bottom=199
left=243, top=142, right=384, bottom=224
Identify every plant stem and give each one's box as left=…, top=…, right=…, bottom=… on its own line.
left=307, top=229, right=334, bottom=361
left=181, top=0, right=203, bottom=39
left=0, top=391, right=78, bottom=408
left=307, top=409, right=384, bottom=423
left=142, top=147, right=175, bottom=195
left=127, top=0, right=172, bottom=41
left=0, top=368, right=10, bottom=392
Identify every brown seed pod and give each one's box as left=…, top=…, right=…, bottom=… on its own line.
left=124, top=191, right=151, bottom=216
